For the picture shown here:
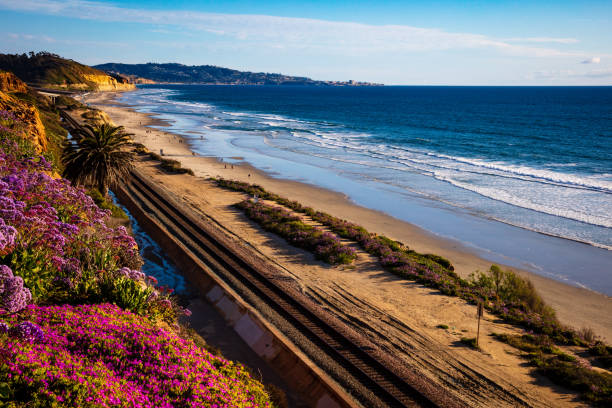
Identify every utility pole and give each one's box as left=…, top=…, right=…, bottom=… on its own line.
left=476, top=301, right=484, bottom=348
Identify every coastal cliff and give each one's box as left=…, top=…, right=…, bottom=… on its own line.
left=0, top=71, right=28, bottom=93
left=67, top=73, right=135, bottom=91
left=0, top=52, right=135, bottom=92
left=0, top=72, right=47, bottom=152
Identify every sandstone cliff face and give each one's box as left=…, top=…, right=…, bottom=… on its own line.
left=0, top=71, right=28, bottom=93
left=81, top=108, right=114, bottom=126
left=43, top=74, right=135, bottom=91
left=81, top=74, right=136, bottom=91
left=0, top=90, right=48, bottom=153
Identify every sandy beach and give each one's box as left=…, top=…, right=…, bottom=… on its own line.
left=80, top=90, right=610, bottom=406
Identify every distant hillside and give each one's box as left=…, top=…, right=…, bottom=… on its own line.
left=94, top=62, right=382, bottom=86
left=0, top=52, right=135, bottom=91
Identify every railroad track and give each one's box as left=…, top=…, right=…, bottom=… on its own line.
left=58, top=109, right=82, bottom=132
left=124, top=170, right=438, bottom=408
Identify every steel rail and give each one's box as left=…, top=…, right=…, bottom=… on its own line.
left=125, top=170, right=437, bottom=408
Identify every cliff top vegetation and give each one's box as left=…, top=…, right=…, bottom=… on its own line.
left=0, top=52, right=132, bottom=91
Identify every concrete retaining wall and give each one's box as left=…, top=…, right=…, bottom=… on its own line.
left=115, top=183, right=359, bottom=408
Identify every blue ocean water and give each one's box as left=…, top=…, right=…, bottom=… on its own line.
left=118, top=85, right=612, bottom=293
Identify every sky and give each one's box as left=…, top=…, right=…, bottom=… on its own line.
left=1, top=0, right=611, bottom=85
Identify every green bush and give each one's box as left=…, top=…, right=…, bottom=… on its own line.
left=424, top=254, right=454, bottom=271
left=99, top=275, right=152, bottom=315
left=152, top=157, right=196, bottom=175
left=87, top=188, right=128, bottom=219
left=54, top=95, right=86, bottom=110
left=265, top=383, right=289, bottom=408
left=470, top=265, right=548, bottom=315
left=460, top=337, right=480, bottom=350
left=531, top=356, right=612, bottom=405
left=131, top=143, right=148, bottom=154
left=494, top=332, right=612, bottom=405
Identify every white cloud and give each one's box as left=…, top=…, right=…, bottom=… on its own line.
left=0, top=0, right=592, bottom=59
left=5, top=32, right=55, bottom=42
left=505, top=37, right=579, bottom=44
left=581, top=57, right=601, bottom=64
left=529, top=68, right=612, bottom=80
left=581, top=69, right=612, bottom=78
left=4, top=31, right=127, bottom=47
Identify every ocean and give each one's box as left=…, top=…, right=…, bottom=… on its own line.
left=118, top=85, right=612, bottom=294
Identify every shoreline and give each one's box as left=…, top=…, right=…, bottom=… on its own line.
left=80, top=90, right=612, bottom=342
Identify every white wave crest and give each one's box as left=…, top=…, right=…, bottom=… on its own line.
left=434, top=173, right=612, bottom=229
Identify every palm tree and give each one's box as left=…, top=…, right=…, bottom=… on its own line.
left=62, top=123, right=134, bottom=196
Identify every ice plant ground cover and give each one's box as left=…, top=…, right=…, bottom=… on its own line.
left=214, top=178, right=612, bottom=405
left=0, top=113, right=272, bottom=407
left=0, top=304, right=270, bottom=407
left=237, top=199, right=357, bottom=265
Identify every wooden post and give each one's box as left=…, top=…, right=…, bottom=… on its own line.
left=476, top=302, right=484, bottom=348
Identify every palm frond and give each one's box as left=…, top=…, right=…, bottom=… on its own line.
left=62, top=123, right=135, bottom=195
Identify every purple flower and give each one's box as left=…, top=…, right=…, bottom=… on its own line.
left=0, top=218, right=17, bottom=254
left=117, top=267, right=145, bottom=281
left=0, top=321, right=8, bottom=334
left=9, top=321, right=44, bottom=343
left=0, top=265, right=32, bottom=313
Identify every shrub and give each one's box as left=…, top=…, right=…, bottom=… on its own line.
left=470, top=265, right=548, bottom=316
left=494, top=332, right=612, bottom=405
left=532, top=355, right=612, bottom=405
left=148, top=152, right=162, bottom=161
left=54, top=95, right=85, bottom=110
left=159, top=158, right=194, bottom=175
left=132, top=143, right=148, bottom=155
left=99, top=274, right=152, bottom=315
left=265, top=383, right=289, bottom=408
left=460, top=337, right=480, bottom=350
left=236, top=200, right=357, bottom=265
left=587, top=342, right=612, bottom=369
left=579, top=327, right=597, bottom=345
left=424, top=253, right=454, bottom=270
left=87, top=188, right=128, bottom=219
